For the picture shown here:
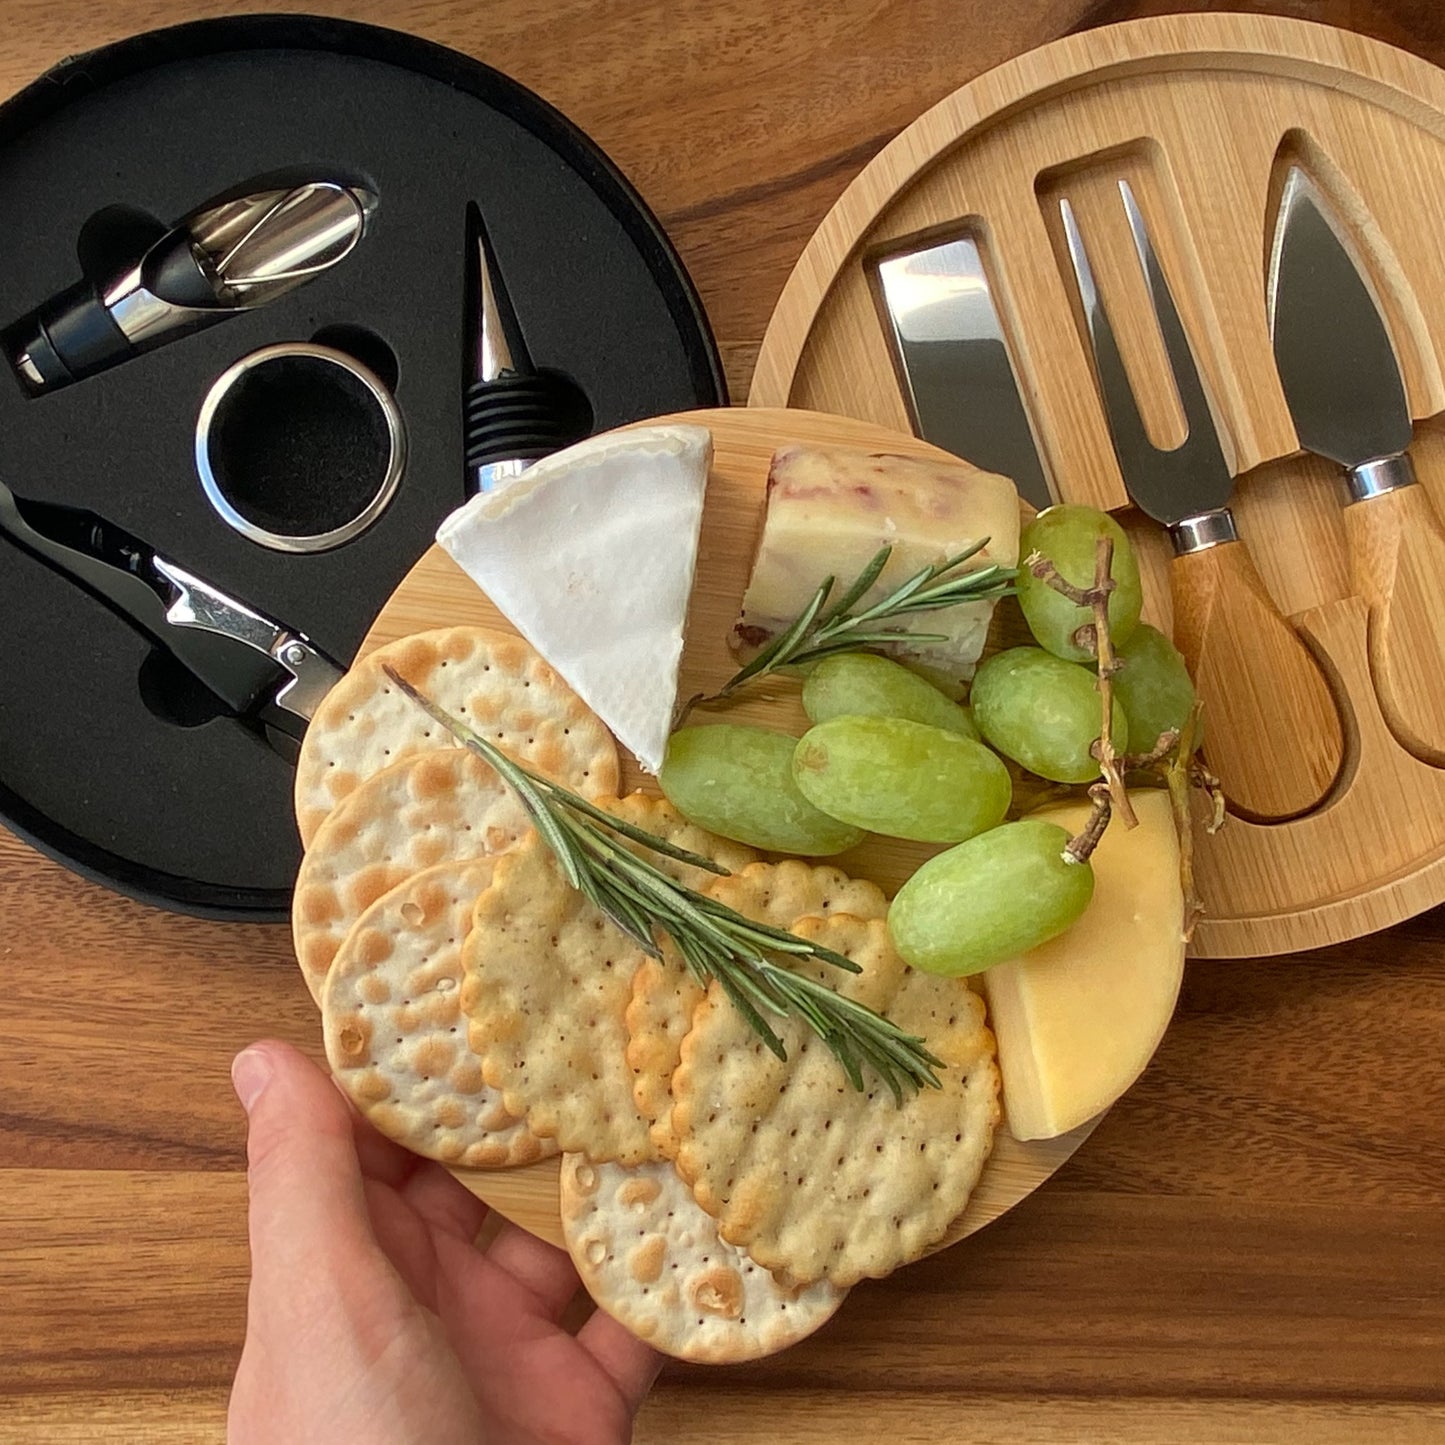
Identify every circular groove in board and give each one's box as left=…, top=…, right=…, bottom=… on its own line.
left=361, top=406, right=1101, bottom=1249
left=747, top=14, right=1445, bottom=959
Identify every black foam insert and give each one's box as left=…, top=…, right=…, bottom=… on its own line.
left=0, top=16, right=725, bottom=920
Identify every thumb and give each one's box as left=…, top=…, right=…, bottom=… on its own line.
left=233, top=1039, right=375, bottom=1288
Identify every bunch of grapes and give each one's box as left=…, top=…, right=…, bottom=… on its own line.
left=660, top=504, right=1198, bottom=979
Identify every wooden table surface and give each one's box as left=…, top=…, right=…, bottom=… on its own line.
left=2, top=1, right=1444, bottom=1441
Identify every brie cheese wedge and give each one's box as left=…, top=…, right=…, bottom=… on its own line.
left=436, top=424, right=712, bottom=774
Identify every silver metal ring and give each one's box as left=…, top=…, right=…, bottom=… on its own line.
left=1167, top=508, right=1238, bottom=556
left=1347, top=453, right=1416, bottom=503
left=195, top=341, right=405, bottom=553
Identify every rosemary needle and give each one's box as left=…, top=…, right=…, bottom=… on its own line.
left=384, top=667, right=943, bottom=1100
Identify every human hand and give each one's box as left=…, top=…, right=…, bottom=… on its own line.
left=227, top=1040, right=662, bottom=1445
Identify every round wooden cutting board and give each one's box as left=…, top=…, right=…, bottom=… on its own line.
left=748, top=14, right=1445, bottom=959
left=359, top=405, right=1101, bottom=1249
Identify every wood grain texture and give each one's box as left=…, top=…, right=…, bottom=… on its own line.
left=1, top=3, right=1444, bottom=1443
left=747, top=11, right=1445, bottom=957
left=1345, top=479, right=1445, bottom=764
left=365, top=406, right=1100, bottom=1248
left=1171, top=536, right=1344, bottom=818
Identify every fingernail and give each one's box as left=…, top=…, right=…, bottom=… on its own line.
left=231, top=1047, right=273, bottom=1113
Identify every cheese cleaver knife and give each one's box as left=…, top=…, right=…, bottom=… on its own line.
left=1060, top=181, right=1344, bottom=819
left=876, top=237, right=1053, bottom=509
left=1267, top=164, right=1445, bottom=763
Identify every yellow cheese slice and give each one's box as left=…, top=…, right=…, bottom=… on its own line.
left=981, top=789, right=1185, bottom=1141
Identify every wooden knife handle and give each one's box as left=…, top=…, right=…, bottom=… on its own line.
left=1343, top=481, right=1445, bottom=765
left=1170, top=538, right=1344, bottom=819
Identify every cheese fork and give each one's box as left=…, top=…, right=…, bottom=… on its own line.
left=1058, top=181, right=1344, bottom=820
left=1063, top=179, right=1340, bottom=820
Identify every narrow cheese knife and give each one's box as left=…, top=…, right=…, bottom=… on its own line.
left=1267, top=164, right=1445, bottom=763
left=1060, top=181, right=1344, bottom=819
left=876, top=237, right=1053, bottom=509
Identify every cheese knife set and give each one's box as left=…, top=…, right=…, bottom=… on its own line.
left=751, top=14, right=1445, bottom=958
left=0, top=15, right=723, bottom=918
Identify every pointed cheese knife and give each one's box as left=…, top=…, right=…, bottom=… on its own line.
left=1267, top=165, right=1445, bottom=763
left=1061, top=181, right=1344, bottom=819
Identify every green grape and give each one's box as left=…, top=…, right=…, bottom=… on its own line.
left=659, top=725, right=865, bottom=856
left=802, top=653, right=979, bottom=739
left=1016, top=504, right=1143, bottom=661
left=971, top=647, right=1127, bottom=783
left=888, top=819, right=1095, bottom=976
left=1113, top=623, right=1200, bottom=752
left=791, top=716, right=1010, bottom=843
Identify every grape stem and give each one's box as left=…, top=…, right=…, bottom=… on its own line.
left=1163, top=701, right=1222, bottom=939
left=1063, top=782, right=1113, bottom=865
left=1024, top=535, right=1138, bottom=833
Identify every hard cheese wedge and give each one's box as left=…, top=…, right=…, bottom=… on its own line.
left=982, top=789, right=1184, bottom=1140
left=732, top=445, right=1019, bottom=694
left=437, top=424, right=711, bottom=774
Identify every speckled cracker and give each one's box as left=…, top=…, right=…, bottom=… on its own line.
left=461, top=795, right=750, bottom=1167
left=294, top=626, right=620, bottom=846
left=560, top=1154, right=845, bottom=1363
left=703, top=860, right=889, bottom=930
left=672, top=914, right=999, bottom=1288
left=292, top=749, right=530, bottom=1004
left=626, top=862, right=887, bottom=1157
left=322, top=857, right=552, bottom=1169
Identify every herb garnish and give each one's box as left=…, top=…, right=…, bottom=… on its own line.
left=385, top=668, right=943, bottom=1101
left=692, top=540, right=1013, bottom=711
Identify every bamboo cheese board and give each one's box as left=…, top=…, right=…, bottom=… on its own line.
left=749, top=13, right=1445, bottom=959
left=360, top=406, right=1099, bottom=1248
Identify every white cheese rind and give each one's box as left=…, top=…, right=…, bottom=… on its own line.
left=732, top=446, right=1020, bottom=693
left=436, top=424, right=712, bottom=774
left=981, top=790, right=1185, bottom=1141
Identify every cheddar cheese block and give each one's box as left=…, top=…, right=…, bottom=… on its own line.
left=731, top=445, right=1019, bottom=694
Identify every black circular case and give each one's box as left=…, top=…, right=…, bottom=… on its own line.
left=0, top=15, right=725, bottom=920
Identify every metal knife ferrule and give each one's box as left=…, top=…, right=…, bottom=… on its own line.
left=1346, top=453, right=1416, bottom=503
left=1167, top=508, right=1238, bottom=555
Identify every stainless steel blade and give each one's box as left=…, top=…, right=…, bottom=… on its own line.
left=876, top=236, right=1052, bottom=509
left=1266, top=164, right=1413, bottom=471
left=1058, top=183, right=1234, bottom=532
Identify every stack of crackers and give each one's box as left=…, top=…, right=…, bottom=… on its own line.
left=292, top=625, right=1001, bottom=1363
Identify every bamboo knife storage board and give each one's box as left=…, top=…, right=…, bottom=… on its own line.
left=362, top=407, right=1097, bottom=1247
left=749, top=14, right=1445, bottom=959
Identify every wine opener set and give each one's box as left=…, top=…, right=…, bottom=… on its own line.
left=0, top=15, right=722, bottom=918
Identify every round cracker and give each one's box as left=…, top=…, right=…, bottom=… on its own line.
left=294, top=626, right=620, bottom=846
left=626, top=861, right=887, bottom=1158
left=672, top=913, right=1000, bottom=1289
left=560, top=1154, right=845, bottom=1363
left=323, top=857, right=552, bottom=1169
left=461, top=795, right=749, bottom=1167
left=292, top=749, right=530, bottom=1004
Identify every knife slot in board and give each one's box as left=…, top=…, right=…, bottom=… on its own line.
left=1266, top=130, right=1442, bottom=415
left=1036, top=144, right=1229, bottom=465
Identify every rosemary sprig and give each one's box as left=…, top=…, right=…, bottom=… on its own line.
left=384, top=668, right=943, bottom=1101
left=695, top=540, right=1014, bottom=708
